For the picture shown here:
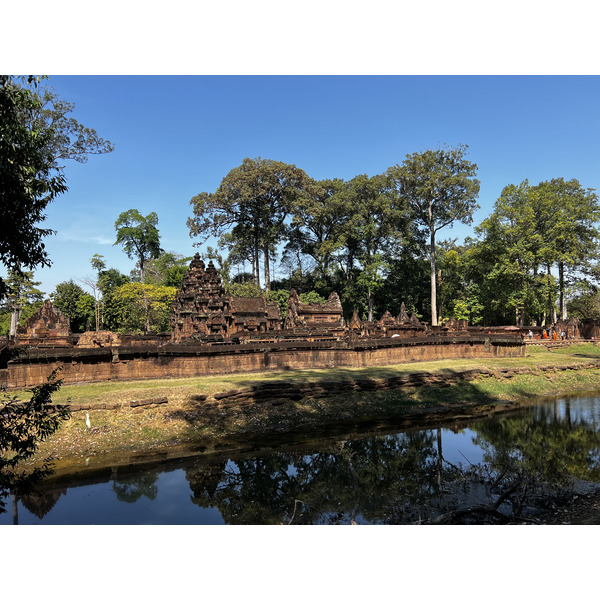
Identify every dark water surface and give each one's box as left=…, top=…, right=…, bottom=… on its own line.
left=4, top=394, right=600, bottom=525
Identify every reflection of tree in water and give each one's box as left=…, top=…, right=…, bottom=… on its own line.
left=112, top=474, right=159, bottom=503
left=187, top=456, right=300, bottom=525
left=183, top=430, right=463, bottom=524
left=471, top=398, right=600, bottom=486
left=186, top=461, right=227, bottom=506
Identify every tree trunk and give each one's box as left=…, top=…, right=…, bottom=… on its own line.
left=263, top=244, right=271, bottom=292
left=519, top=305, right=525, bottom=328
left=368, top=289, right=374, bottom=322
left=139, top=257, right=145, bottom=284
left=11, top=494, right=18, bottom=525
left=437, top=428, right=443, bottom=490
left=94, top=289, right=100, bottom=332
left=254, top=242, right=260, bottom=287
left=9, top=308, right=19, bottom=338
left=430, top=225, right=437, bottom=326
left=558, top=261, right=567, bottom=320
left=547, top=264, right=553, bottom=323
left=518, top=273, right=525, bottom=327
left=437, top=268, right=443, bottom=324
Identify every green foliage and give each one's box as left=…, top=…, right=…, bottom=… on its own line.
left=299, top=291, right=326, bottom=305
left=342, top=173, right=407, bottom=321
left=266, top=289, right=291, bottom=320
left=286, top=178, right=350, bottom=281
left=466, top=178, right=600, bottom=326
left=452, top=285, right=483, bottom=324
left=90, top=253, right=106, bottom=273
left=0, top=77, right=67, bottom=298
left=0, top=371, right=70, bottom=514
left=225, top=281, right=263, bottom=298
left=114, top=210, right=162, bottom=283
left=188, top=157, right=311, bottom=290
left=0, top=269, right=45, bottom=336
left=109, top=282, right=177, bottom=334
left=0, top=76, right=113, bottom=300
left=388, top=144, right=480, bottom=325
left=28, top=87, right=114, bottom=164
left=97, top=268, right=131, bottom=331
left=50, top=280, right=95, bottom=333
left=187, top=156, right=599, bottom=329
left=143, top=252, right=190, bottom=288
left=98, top=268, right=131, bottom=294
left=534, top=178, right=600, bottom=318
left=567, top=282, right=600, bottom=320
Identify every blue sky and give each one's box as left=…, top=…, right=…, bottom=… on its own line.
left=19, top=75, right=598, bottom=295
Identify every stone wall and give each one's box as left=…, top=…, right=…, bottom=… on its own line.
left=1, top=336, right=525, bottom=389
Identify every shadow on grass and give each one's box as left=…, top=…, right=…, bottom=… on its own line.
left=166, top=366, right=528, bottom=444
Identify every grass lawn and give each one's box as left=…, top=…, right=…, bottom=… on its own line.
left=10, top=342, right=600, bottom=472
left=11, top=341, right=600, bottom=407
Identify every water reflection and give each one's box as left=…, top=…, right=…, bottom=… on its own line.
left=112, top=474, right=159, bottom=503
left=4, top=395, right=600, bottom=525
left=472, top=397, right=600, bottom=486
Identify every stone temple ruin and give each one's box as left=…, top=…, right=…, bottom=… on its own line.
left=0, top=253, right=550, bottom=389
left=16, top=299, right=71, bottom=345
left=169, top=254, right=430, bottom=343
left=169, top=255, right=282, bottom=343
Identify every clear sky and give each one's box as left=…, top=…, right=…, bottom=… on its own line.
left=17, top=75, right=599, bottom=295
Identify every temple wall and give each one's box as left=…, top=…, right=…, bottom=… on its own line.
left=1, top=338, right=524, bottom=389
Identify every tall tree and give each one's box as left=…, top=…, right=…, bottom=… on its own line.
left=79, top=253, right=106, bottom=332
left=0, top=76, right=114, bottom=299
left=0, top=76, right=108, bottom=511
left=533, top=178, right=600, bottom=320
left=50, top=280, right=95, bottom=333
left=286, top=178, right=350, bottom=283
left=188, top=157, right=310, bottom=292
left=114, top=210, right=162, bottom=284
left=0, top=269, right=44, bottom=337
left=343, top=173, right=405, bottom=321
left=97, top=267, right=131, bottom=331
left=388, top=145, right=480, bottom=326
left=143, top=252, right=190, bottom=288
left=476, top=181, right=543, bottom=326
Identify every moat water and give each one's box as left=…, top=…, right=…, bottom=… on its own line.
left=4, top=393, right=600, bottom=525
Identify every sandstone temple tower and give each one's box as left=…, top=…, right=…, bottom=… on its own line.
left=170, top=253, right=282, bottom=343
left=170, top=254, right=234, bottom=342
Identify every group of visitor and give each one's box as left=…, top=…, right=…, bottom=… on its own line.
left=527, top=329, right=566, bottom=341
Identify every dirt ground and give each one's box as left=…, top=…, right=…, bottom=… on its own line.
left=536, top=489, right=600, bottom=525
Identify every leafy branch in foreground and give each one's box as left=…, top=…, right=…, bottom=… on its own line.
left=0, top=371, right=70, bottom=514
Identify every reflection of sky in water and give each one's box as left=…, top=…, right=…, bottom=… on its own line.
left=439, top=428, right=484, bottom=466
left=0, top=471, right=226, bottom=525
left=3, top=395, right=600, bottom=525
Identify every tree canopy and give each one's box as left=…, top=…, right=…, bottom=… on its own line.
left=388, top=145, right=480, bottom=325
left=114, top=210, right=162, bottom=284
left=0, top=76, right=114, bottom=299
left=188, top=157, right=311, bottom=292
left=50, top=280, right=95, bottom=333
